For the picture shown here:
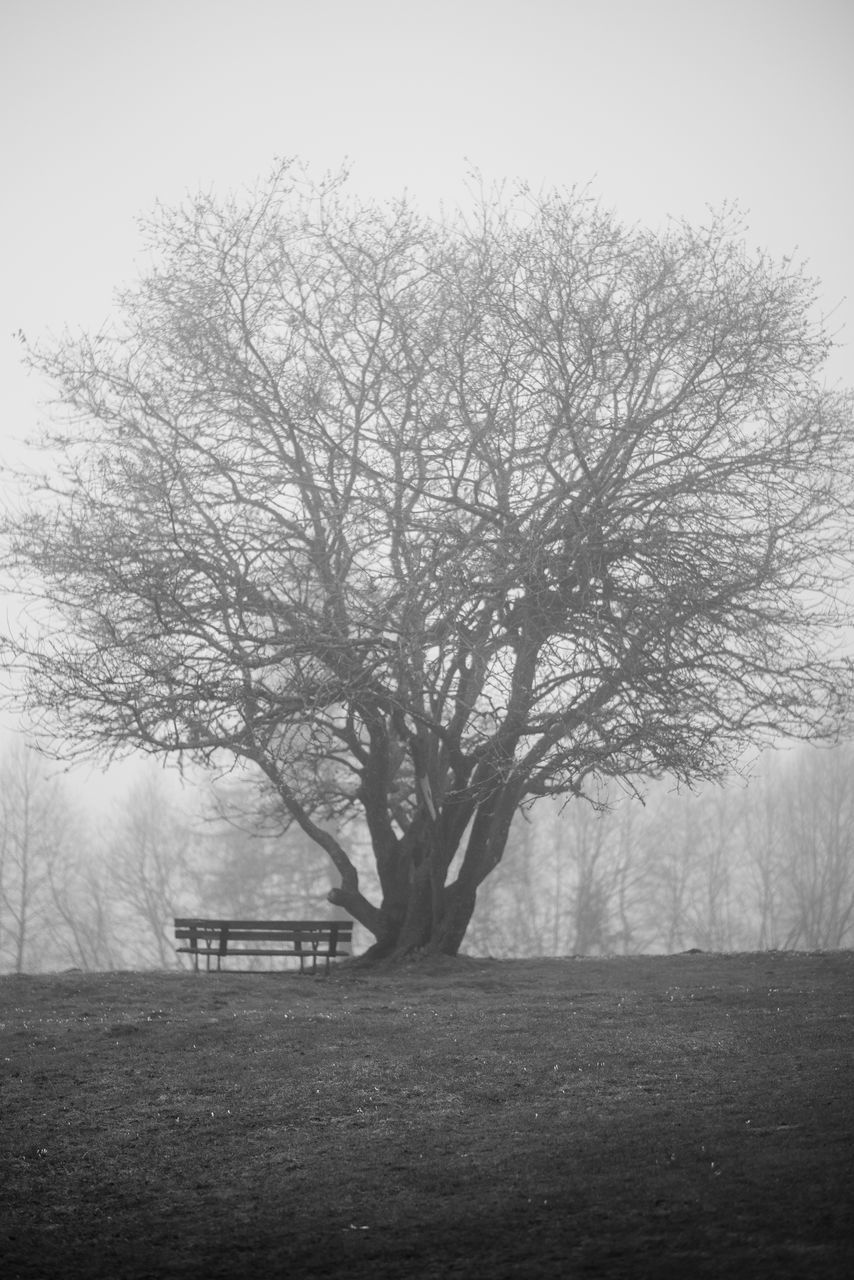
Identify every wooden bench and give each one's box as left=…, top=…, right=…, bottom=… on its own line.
left=174, top=918, right=353, bottom=974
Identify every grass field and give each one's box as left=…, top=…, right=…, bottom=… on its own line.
left=2, top=951, right=852, bottom=1278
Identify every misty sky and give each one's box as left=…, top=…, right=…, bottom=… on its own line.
left=0, top=0, right=852, bottom=794
left=2, top=0, right=852, bottom=473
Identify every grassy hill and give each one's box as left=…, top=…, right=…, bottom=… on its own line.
left=2, top=952, right=852, bottom=1278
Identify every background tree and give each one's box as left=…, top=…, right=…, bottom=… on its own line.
left=468, top=791, right=645, bottom=957
left=774, top=746, right=854, bottom=949
left=43, top=836, right=119, bottom=971
left=104, top=772, right=203, bottom=967
left=197, top=774, right=355, bottom=926
left=3, top=164, right=853, bottom=959
left=0, top=739, right=76, bottom=972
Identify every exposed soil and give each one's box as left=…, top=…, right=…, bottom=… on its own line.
left=2, top=952, right=853, bottom=1278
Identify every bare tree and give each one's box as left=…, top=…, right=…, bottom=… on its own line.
left=0, top=739, right=74, bottom=972
left=739, top=767, right=790, bottom=949
left=106, top=772, right=203, bottom=967
left=778, top=746, right=854, bottom=949
left=466, top=803, right=563, bottom=957
left=734, top=745, right=854, bottom=950
left=658, top=786, right=743, bottom=951
left=42, top=837, right=119, bottom=971
left=198, top=774, right=344, bottom=917
left=492, top=793, right=643, bottom=957
left=562, top=795, right=638, bottom=955
left=3, top=164, right=853, bottom=959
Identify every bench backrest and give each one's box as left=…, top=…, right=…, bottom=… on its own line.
left=174, top=918, right=353, bottom=949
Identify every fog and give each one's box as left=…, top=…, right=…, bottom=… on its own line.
left=2, top=735, right=852, bottom=973
left=1, top=1, right=853, bottom=965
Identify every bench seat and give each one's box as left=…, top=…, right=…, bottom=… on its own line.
left=174, top=918, right=353, bottom=973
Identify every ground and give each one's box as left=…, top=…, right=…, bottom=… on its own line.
left=1, top=952, right=852, bottom=1278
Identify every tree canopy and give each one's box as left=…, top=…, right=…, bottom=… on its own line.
left=4, top=163, right=853, bottom=957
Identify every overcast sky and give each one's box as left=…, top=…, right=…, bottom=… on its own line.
left=1, top=0, right=852, bottom=761
left=2, top=0, right=853, bottom=464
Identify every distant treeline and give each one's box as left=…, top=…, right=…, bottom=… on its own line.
left=1, top=740, right=852, bottom=973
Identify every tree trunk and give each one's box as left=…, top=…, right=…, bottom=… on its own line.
left=327, top=811, right=500, bottom=963
left=330, top=856, right=480, bottom=963
left=427, top=881, right=478, bottom=955
left=327, top=783, right=518, bottom=963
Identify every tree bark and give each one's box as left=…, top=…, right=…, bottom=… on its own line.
left=427, top=881, right=478, bottom=955
left=335, top=808, right=503, bottom=962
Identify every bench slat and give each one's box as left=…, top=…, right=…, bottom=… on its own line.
left=174, top=919, right=352, bottom=930
left=175, top=947, right=335, bottom=957
left=173, top=931, right=349, bottom=941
